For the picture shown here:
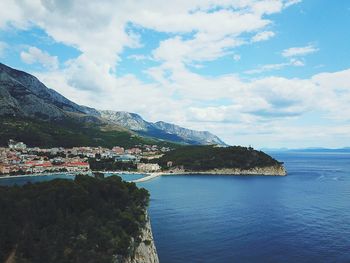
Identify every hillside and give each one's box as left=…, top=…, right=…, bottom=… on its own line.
left=0, top=175, right=156, bottom=263
left=0, top=63, right=99, bottom=121
left=0, top=117, right=179, bottom=148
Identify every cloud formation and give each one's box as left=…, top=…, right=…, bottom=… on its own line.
left=252, top=31, right=275, bottom=42
left=20, top=46, right=59, bottom=69
left=282, top=45, right=319, bottom=57
left=1, top=0, right=350, bottom=148
left=245, top=58, right=304, bottom=74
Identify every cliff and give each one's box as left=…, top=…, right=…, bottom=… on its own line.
left=120, top=214, right=159, bottom=263
left=167, top=164, right=287, bottom=176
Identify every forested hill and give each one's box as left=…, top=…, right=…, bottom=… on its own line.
left=153, top=145, right=282, bottom=171
left=0, top=175, right=149, bottom=263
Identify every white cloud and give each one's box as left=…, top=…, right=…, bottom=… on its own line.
left=252, top=30, right=275, bottom=42
left=245, top=58, right=304, bottom=74
left=245, top=62, right=288, bottom=74
left=0, top=0, right=284, bottom=70
left=20, top=46, right=58, bottom=69
left=128, top=54, right=153, bottom=61
left=3, top=0, right=350, bottom=148
left=284, top=0, right=302, bottom=8
left=233, top=54, right=241, bottom=61
left=282, top=44, right=319, bottom=57
left=290, top=58, right=304, bottom=66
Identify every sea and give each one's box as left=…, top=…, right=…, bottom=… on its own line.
left=1, top=151, right=350, bottom=262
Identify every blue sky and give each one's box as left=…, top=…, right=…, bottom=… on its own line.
left=0, top=0, right=350, bottom=148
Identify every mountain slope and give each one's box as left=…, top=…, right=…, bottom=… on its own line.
left=0, top=63, right=100, bottom=120
left=100, top=110, right=226, bottom=145
left=154, top=121, right=226, bottom=145
left=0, top=63, right=226, bottom=146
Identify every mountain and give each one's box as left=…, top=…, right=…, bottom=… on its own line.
left=0, top=62, right=226, bottom=147
left=100, top=110, right=226, bottom=145
left=0, top=63, right=100, bottom=122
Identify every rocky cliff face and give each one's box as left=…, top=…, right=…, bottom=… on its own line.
left=100, top=110, right=226, bottom=146
left=119, top=215, right=159, bottom=263
left=100, top=111, right=151, bottom=131
left=168, top=164, right=287, bottom=176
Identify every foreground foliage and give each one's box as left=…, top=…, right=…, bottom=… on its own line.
left=0, top=175, right=149, bottom=263
left=154, top=145, right=282, bottom=170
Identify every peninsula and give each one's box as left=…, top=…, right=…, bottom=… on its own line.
left=147, top=145, right=287, bottom=176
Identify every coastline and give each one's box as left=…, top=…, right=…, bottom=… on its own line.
left=0, top=165, right=286, bottom=183
left=165, top=165, right=287, bottom=176
left=0, top=172, right=78, bottom=179
left=133, top=165, right=287, bottom=182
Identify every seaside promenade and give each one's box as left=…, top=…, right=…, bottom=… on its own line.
left=132, top=172, right=164, bottom=183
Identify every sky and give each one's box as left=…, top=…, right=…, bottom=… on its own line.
left=0, top=0, right=350, bottom=148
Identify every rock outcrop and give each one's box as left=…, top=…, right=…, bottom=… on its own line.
left=167, top=164, right=287, bottom=176
left=120, top=214, right=159, bottom=263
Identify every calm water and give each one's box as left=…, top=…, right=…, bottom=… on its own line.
left=139, top=152, right=350, bottom=263
left=1, top=152, right=349, bottom=262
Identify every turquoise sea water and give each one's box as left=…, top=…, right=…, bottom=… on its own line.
left=1, top=152, right=349, bottom=262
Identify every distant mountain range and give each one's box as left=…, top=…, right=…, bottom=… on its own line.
left=262, top=147, right=350, bottom=153
left=0, top=62, right=226, bottom=147
left=100, top=110, right=225, bottom=145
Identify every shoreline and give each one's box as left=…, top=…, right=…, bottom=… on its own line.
left=0, top=172, right=79, bottom=179
left=0, top=165, right=286, bottom=182
left=133, top=165, right=287, bottom=182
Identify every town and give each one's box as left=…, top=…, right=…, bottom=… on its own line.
left=0, top=140, right=171, bottom=176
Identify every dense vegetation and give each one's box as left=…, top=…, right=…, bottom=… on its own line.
left=153, top=145, right=282, bottom=171
left=0, top=175, right=149, bottom=263
left=89, top=158, right=137, bottom=171
left=0, top=117, right=177, bottom=148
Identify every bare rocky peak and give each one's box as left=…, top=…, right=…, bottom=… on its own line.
left=100, top=110, right=151, bottom=131
left=99, top=110, right=227, bottom=146
left=154, top=121, right=226, bottom=145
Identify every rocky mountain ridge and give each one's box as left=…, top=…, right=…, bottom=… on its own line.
left=0, top=63, right=99, bottom=120
left=0, top=62, right=226, bottom=146
left=100, top=110, right=226, bottom=145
